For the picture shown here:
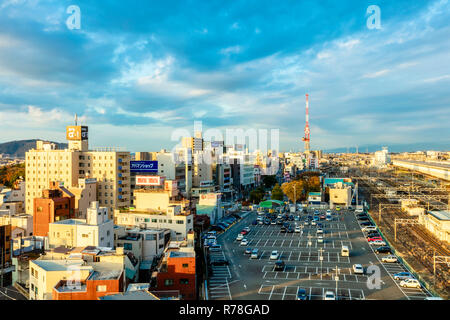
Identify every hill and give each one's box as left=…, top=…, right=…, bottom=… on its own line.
left=0, top=140, right=68, bottom=158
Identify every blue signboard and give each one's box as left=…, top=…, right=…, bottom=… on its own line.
left=130, top=161, right=158, bottom=173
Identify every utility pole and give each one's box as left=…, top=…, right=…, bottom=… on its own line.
left=319, top=248, right=325, bottom=277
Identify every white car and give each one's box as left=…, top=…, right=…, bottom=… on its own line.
left=370, top=240, right=386, bottom=246
left=317, top=235, right=323, bottom=243
left=295, top=226, right=301, bottom=233
left=236, top=234, right=244, bottom=241
left=243, top=227, right=251, bottom=232
left=326, top=209, right=331, bottom=214
left=240, top=239, right=249, bottom=246
left=316, top=228, right=323, bottom=235
left=270, top=250, right=279, bottom=260
left=400, top=278, right=421, bottom=289
left=381, top=255, right=398, bottom=263
left=323, top=291, right=336, bottom=300
left=304, top=221, right=309, bottom=226
left=311, top=220, right=317, bottom=226
left=352, top=264, right=364, bottom=274
left=362, top=226, right=377, bottom=232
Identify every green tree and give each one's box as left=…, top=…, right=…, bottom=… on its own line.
left=250, top=189, right=264, bottom=204
left=262, top=175, right=277, bottom=189
left=271, top=183, right=284, bottom=201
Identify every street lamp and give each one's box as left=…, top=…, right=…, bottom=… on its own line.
left=318, top=248, right=325, bottom=278
left=333, top=265, right=340, bottom=299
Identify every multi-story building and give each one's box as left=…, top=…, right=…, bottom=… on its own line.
left=29, top=246, right=135, bottom=300
left=0, top=224, right=13, bottom=286
left=25, top=125, right=131, bottom=215
left=48, top=201, right=114, bottom=249
left=151, top=233, right=196, bottom=300
left=0, top=212, right=33, bottom=238
left=33, top=184, right=76, bottom=237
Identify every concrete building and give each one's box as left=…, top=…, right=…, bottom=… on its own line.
left=33, top=184, right=76, bottom=237
left=419, top=210, right=450, bottom=244
left=373, top=147, right=391, bottom=167
left=329, top=182, right=352, bottom=209
left=115, top=206, right=193, bottom=241
left=0, top=212, right=33, bottom=238
left=25, top=125, right=131, bottom=215
left=151, top=233, right=196, bottom=300
left=391, top=159, right=450, bottom=181
left=0, top=224, right=13, bottom=286
left=29, top=246, right=136, bottom=300
left=68, top=178, right=97, bottom=219
left=48, top=201, right=114, bottom=249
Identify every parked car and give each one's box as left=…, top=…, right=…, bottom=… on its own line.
left=252, top=220, right=258, bottom=225
left=370, top=240, right=387, bottom=246
left=393, top=272, right=414, bottom=281
left=240, top=239, right=249, bottom=246
left=236, top=234, right=244, bottom=241
left=324, top=290, right=336, bottom=300
left=336, top=206, right=341, bottom=211
left=274, top=260, right=285, bottom=271
left=311, top=220, right=317, bottom=226
left=294, top=215, right=300, bottom=221
left=358, top=216, right=370, bottom=221
left=271, top=220, right=277, bottom=225
left=270, top=250, right=279, bottom=260
left=326, top=209, right=331, bottom=215
left=313, top=216, right=319, bottom=221
left=245, top=247, right=252, bottom=254
left=243, top=227, right=251, bottom=232
left=368, top=237, right=383, bottom=242
left=295, top=226, right=301, bottom=233
left=317, top=223, right=323, bottom=228
left=250, top=249, right=259, bottom=259
left=381, top=255, right=398, bottom=263
left=360, top=222, right=374, bottom=227
left=287, top=227, right=294, bottom=233
left=320, top=214, right=326, bottom=220
left=304, top=221, right=309, bottom=226
left=211, top=258, right=229, bottom=266
left=317, top=235, right=323, bottom=243
left=352, top=264, right=364, bottom=274
left=240, top=230, right=248, bottom=235
left=296, top=288, right=308, bottom=300
left=400, top=278, right=421, bottom=288
left=209, top=245, right=222, bottom=252
left=362, top=226, right=377, bottom=232
left=280, top=227, right=287, bottom=233
left=375, top=246, right=392, bottom=254
left=316, top=228, right=323, bottom=234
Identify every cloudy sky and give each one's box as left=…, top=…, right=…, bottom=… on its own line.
left=0, top=0, right=449, bottom=152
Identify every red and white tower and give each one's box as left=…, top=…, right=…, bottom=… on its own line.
left=302, top=93, right=310, bottom=154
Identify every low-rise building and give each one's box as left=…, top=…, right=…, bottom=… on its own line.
left=329, top=182, right=352, bottom=208
left=48, top=201, right=113, bottom=249
left=419, top=210, right=450, bottom=244
left=151, top=232, right=196, bottom=300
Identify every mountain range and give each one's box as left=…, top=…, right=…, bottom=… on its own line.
left=0, top=140, right=68, bottom=158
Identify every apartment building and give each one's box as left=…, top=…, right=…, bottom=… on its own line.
left=48, top=201, right=114, bottom=249
left=25, top=125, right=131, bottom=215
left=151, top=233, right=196, bottom=300
left=0, top=212, right=33, bottom=238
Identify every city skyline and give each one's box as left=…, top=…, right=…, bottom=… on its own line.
left=0, top=0, right=449, bottom=152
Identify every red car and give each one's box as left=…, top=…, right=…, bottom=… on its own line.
left=240, top=230, right=248, bottom=235
left=319, top=214, right=326, bottom=220
left=368, top=237, right=383, bottom=242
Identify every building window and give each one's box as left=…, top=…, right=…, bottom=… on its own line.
left=176, top=220, right=184, bottom=225
left=123, top=243, right=132, bottom=250
left=96, top=285, right=107, bottom=292
left=164, top=279, right=174, bottom=286
left=182, top=263, right=189, bottom=268
left=180, top=279, right=189, bottom=285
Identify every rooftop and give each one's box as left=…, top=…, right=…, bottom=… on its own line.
left=428, top=210, right=450, bottom=221
left=99, top=290, right=160, bottom=300
left=32, top=259, right=90, bottom=272
left=169, top=251, right=195, bottom=258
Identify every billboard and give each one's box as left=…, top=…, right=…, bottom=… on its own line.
left=136, top=175, right=164, bottom=186
left=211, top=141, right=223, bottom=148
left=66, top=126, right=88, bottom=141
left=130, top=161, right=158, bottom=173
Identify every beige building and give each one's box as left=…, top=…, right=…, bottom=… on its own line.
left=69, top=178, right=97, bottom=219
left=0, top=212, right=33, bottom=238
left=48, top=201, right=114, bottom=249
left=419, top=211, right=450, bottom=244
left=25, top=126, right=131, bottom=216
left=329, top=183, right=352, bottom=208
left=29, top=259, right=92, bottom=300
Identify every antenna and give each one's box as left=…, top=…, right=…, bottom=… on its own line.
left=75, top=114, right=78, bottom=126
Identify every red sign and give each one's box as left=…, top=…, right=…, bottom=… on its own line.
left=136, top=176, right=164, bottom=186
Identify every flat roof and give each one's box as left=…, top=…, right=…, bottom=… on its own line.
left=32, top=259, right=89, bottom=272
left=52, top=219, right=86, bottom=225
left=428, top=211, right=450, bottom=221
left=394, top=159, right=450, bottom=170
left=99, top=290, right=159, bottom=300
left=169, top=251, right=195, bottom=258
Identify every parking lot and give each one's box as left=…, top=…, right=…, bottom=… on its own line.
left=210, top=206, right=435, bottom=300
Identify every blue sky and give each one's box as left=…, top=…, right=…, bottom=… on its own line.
left=0, top=0, right=449, bottom=152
